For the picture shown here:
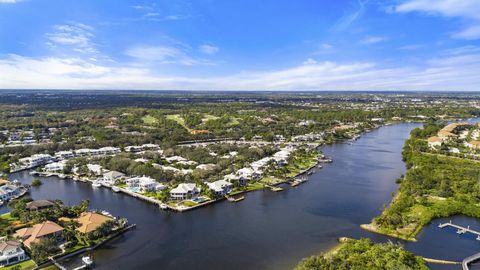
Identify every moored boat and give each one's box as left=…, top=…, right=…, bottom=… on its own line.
left=91, top=180, right=102, bottom=188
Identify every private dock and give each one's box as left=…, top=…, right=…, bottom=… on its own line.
left=438, top=221, right=480, bottom=238
left=462, top=252, right=480, bottom=270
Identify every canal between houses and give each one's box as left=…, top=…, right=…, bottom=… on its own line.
left=4, top=122, right=480, bottom=270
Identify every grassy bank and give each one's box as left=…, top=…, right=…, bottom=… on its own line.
left=365, top=123, right=480, bottom=240
left=294, top=238, right=428, bottom=270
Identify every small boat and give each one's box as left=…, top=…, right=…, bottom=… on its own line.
left=160, top=203, right=168, bottom=210
left=307, top=171, right=313, bottom=175
left=82, top=256, right=93, bottom=266
left=476, top=235, right=480, bottom=241
left=91, top=181, right=102, bottom=188
left=101, top=210, right=112, bottom=216
left=112, top=186, right=120, bottom=192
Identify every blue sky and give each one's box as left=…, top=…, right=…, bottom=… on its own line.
left=0, top=0, right=480, bottom=90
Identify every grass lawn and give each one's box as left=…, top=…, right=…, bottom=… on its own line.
left=201, top=114, right=219, bottom=122
left=166, top=114, right=191, bottom=131
left=141, top=115, right=157, bottom=125
left=180, top=200, right=198, bottom=207
left=1, top=212, right=16, bottom=222
left=3, top=259, right=36, bottom=270
left=245, top=182, right=265, bottom=191
left=227, top=117, right=241, bottom=126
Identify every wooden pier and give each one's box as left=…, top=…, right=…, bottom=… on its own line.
left=438, top=221, right=480, bottom=238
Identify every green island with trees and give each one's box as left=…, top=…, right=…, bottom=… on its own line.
left=362, top=122, right=480, bottom=241
left=294, top=238, right=428, bottom=270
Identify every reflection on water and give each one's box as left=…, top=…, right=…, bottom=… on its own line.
left=2, top=122, right=478, bottom=270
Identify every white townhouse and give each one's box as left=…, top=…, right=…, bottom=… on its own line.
left=170, top=183, right=201, bottom=200
left=98, top=147, right=121, bottom=156
left=0, top=240, right=28, bottom=267
left=19, top=154, right=53, bottom=168
left=54, top=150, right=75, bottom=159
left=0, top=184, right=20, bottom=201
left=207, top=180, right=233, bottom=197
left=125, top=144, right=160, bottom=152
left=75, top=148, right=92, bottom=157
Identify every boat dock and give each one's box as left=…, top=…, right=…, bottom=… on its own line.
left=462, top=252, right=480, bottom=270
left=438, top=221, right=480, bottom=239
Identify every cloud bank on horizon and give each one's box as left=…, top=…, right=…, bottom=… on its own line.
left=0, top=0, right=480, bottom=91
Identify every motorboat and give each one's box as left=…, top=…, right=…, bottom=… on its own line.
left=82, top=256, right=93, bottom=266
left=91, top=180, right=102, bottom=188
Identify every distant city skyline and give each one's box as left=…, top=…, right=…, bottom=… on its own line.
left=1, top=0, right=480, bottom=90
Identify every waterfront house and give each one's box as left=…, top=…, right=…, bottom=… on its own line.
left=44, top=160, right=67, bottom=172
left=103, top=171, right=125, bottom=185
left=15, top=221, right=64, bottom=249
left=207, top=180, right=233, bottom=197
left=170, top=183, right=201, bottom=200
left=224, top=173, right=247, bottom=186
left=126, top=176, right=162, bottom=193
left=0, top=240, right=28, bottom=267
left=250, top=158, right=271, bottom=172
left=0, top=184, right=20, bottom=201
left=237, top=167, right=261, bottom=182
left=74, top=212, right=114, bottom=234
left=26, top=200, right=55, bottom=211
left=87, top=164, right=103, bottom=176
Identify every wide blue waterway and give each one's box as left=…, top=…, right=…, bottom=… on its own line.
left=4, top=122, right=479, bottom=269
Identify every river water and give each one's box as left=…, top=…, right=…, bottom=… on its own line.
left=4, top=122, right=480, bottom=270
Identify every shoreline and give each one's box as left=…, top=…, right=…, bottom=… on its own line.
left=359, top=223, right=417, bottom=242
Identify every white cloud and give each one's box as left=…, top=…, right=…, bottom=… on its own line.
left=320, top=43, right=333, bottom=49
left=199, top=44, right=219, bottom=55
left=396, top=0, right=480, bottom=40
left=360, top=36, right=387, bottom=45
left=46, top=23, right=97, bottom=54
left=125, top=45, right=214, bottom=66
left=453, top=25, right=480, bottom=40
left=332, top=0, right=370, bottom=31
left=1, top=50, right=480, bottom=90
left=302, top=58, right=318, bottom=65
left=399, top=44, right=423, bottom=50
left=0, top=0, right=20, bottom=3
